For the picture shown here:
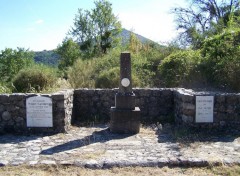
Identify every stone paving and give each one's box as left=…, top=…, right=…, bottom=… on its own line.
left=0, top=124, right=240, bottom=168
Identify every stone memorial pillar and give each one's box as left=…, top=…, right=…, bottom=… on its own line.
left=110, top=52, right=141, bottom=133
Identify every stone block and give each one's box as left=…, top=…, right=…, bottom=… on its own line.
left=115, top=93, right=135, bottom=110
left=215, top=95, right=225, bottom=104
left=181, top=94, right=195, bottom=103
left=152, top=90, right=162, bottom=97
left=2, top=111, right=11, bottom=121
left=52, top=94, right=64, bottom=101
left=182, top=115, right=194, bottom=123
left=110, top=107, right=140, bottom=134
left=0, top=95, right=9, bottom=103
left=226, top=95, right=238, bottom=105
left=161, top=89, right=173, bottom=97
left=183, top=102, right=195, bottom=110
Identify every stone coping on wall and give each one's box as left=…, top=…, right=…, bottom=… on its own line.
left=176, top=88, right=240, bottom=96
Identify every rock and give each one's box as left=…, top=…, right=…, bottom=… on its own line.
left=2, top=111, right=11, bottom=121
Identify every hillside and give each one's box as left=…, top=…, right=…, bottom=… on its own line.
left=120, top=28, right=155, bottom=44
left=34, top=29, right=157, bottom=66
left=34, top=50, right=60, bottom=66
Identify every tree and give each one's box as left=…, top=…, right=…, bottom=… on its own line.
left=128, top=32, right=143, bottom=54
left=55, top=38, right=81, bottom=71
left=69, top=0, right=121, bottom=57
left=172, top=0, right=240, bottom=48
left=0, top=48, right=34, bottom=81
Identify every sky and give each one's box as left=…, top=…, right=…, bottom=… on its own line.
left=0, top=0, right=187, bottom=51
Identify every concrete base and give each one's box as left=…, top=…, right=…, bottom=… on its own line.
left=109, top=107, right=140, bottom=134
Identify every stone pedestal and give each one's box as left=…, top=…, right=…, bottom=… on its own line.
left=109, top=52, right=141, bottom=134
left=110, top=107, right=140, bottom=133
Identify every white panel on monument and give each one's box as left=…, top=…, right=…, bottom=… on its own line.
left=26, top=96, right=53, bottom=127
left=195, top=96, right=214, bottom=123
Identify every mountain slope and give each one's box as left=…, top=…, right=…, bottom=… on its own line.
left=120, top=28, right=155, bottom=44
left=34, top=29, right=157, bottom=65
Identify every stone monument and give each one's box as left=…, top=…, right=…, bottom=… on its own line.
left=109, top=52, right=141, bottom=133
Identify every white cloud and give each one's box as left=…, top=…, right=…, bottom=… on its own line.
left=35, top=19, right=44, bottom=24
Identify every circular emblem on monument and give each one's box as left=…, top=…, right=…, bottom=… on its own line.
left=121, top=78, right=130, bottom=87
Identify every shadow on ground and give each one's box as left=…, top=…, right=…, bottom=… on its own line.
left=156, top=124, right=240, bottom=145
left=40, top=127, right=133, bottom=155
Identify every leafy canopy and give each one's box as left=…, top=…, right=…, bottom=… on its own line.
left=172, top=0, right=240, bottom=49
left=69, top=0, right=121, bottom=57
left=0, top=48, right=34, bottom=82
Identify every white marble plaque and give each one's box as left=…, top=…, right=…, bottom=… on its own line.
left=26, top=96, right=53, bottom=127
left=196, top=96, right=214, bottom=123
left=121, top=78, right=130, bottom=87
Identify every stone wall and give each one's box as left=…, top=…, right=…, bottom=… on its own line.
left=1, top=88, right=239, bottom=134
left=174, top=88, right=240, bottom=127
left=72, top=88, right=174, bottom=123
left=0, top=90, right=73, bottom=134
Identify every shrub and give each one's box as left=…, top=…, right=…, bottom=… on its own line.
left=12, top=65, right=57, bottom=93
left=158, top=50, right=202, bottom=87
left=132, top=55, right=155, bottom=87
left=95, top=67, right=141, bottom=88
left=201, top=29, right=240, bottom=91
left=67, top=59, right=95, bottom=88
left=0, top=82, right=12, bottom=93
left=95, top=67, right=119, bottom=88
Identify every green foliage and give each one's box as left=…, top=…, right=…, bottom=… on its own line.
left=0, top=82, right=12, bottom=94
left=95, top=66, right=141, bottom=88
left=12, top=64, right=57, bottom=93
left=95, top=67, right=119, bottom=88
left=158, top=50, right=202, bottom=87
left=172, top=0, right=240, bottom=48
left=93, top=48, right=143, bottom=88
left=0, top=48, right=34, bottom=82
left=67, top=59, right=95, bottom=88
left=34, top=50, right=60, bottom=66
left=69, top=0, right=121, bottom=57
left=132, top=55, right=155, bottom=87
left=56, top=38, right=81, bottom=72
left=200, top=29, right=240, bottom=90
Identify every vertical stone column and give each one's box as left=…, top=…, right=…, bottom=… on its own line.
left=119, top=52, right=132, bottom=93
left=110, top=52, right=141, bottom=134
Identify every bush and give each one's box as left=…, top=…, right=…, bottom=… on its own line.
left=200, top=29, right=240, bottom=91
left=12, top=65, right=57, bottom=93
left=158, top=50, right=201, bottom=87
left=67, top=59, right=95, bottom=88
left=95, top=67, right=141, bottom=88
left=132, top=55, right=155, bottom=87
left=0, top=82, right=12, bottom=93
left=95, top=67, right=120, bottom=88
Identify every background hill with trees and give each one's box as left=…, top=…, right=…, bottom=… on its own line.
left=0, top=0, right=239, bottom=93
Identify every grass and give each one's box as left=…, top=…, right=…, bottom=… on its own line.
left=0, top=165, right=240, bottom=176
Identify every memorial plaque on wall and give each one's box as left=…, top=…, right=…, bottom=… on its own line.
left=195, top=96, right=214, bottom=123
left=26, top=96, right=53, bottom=127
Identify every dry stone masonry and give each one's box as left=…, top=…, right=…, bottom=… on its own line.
left=174, top=88, right=240, bottom=127
left=0, top=88, right=239, bottom=134
left=0, top=90, right=73, bottom=134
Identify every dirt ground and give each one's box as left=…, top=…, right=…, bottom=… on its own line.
left=0, top=165, right=240, bottom=176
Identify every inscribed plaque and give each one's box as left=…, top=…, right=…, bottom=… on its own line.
left=195, top=96, right=214, bottom=123
left=26, top=96, right=53, bottom=127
